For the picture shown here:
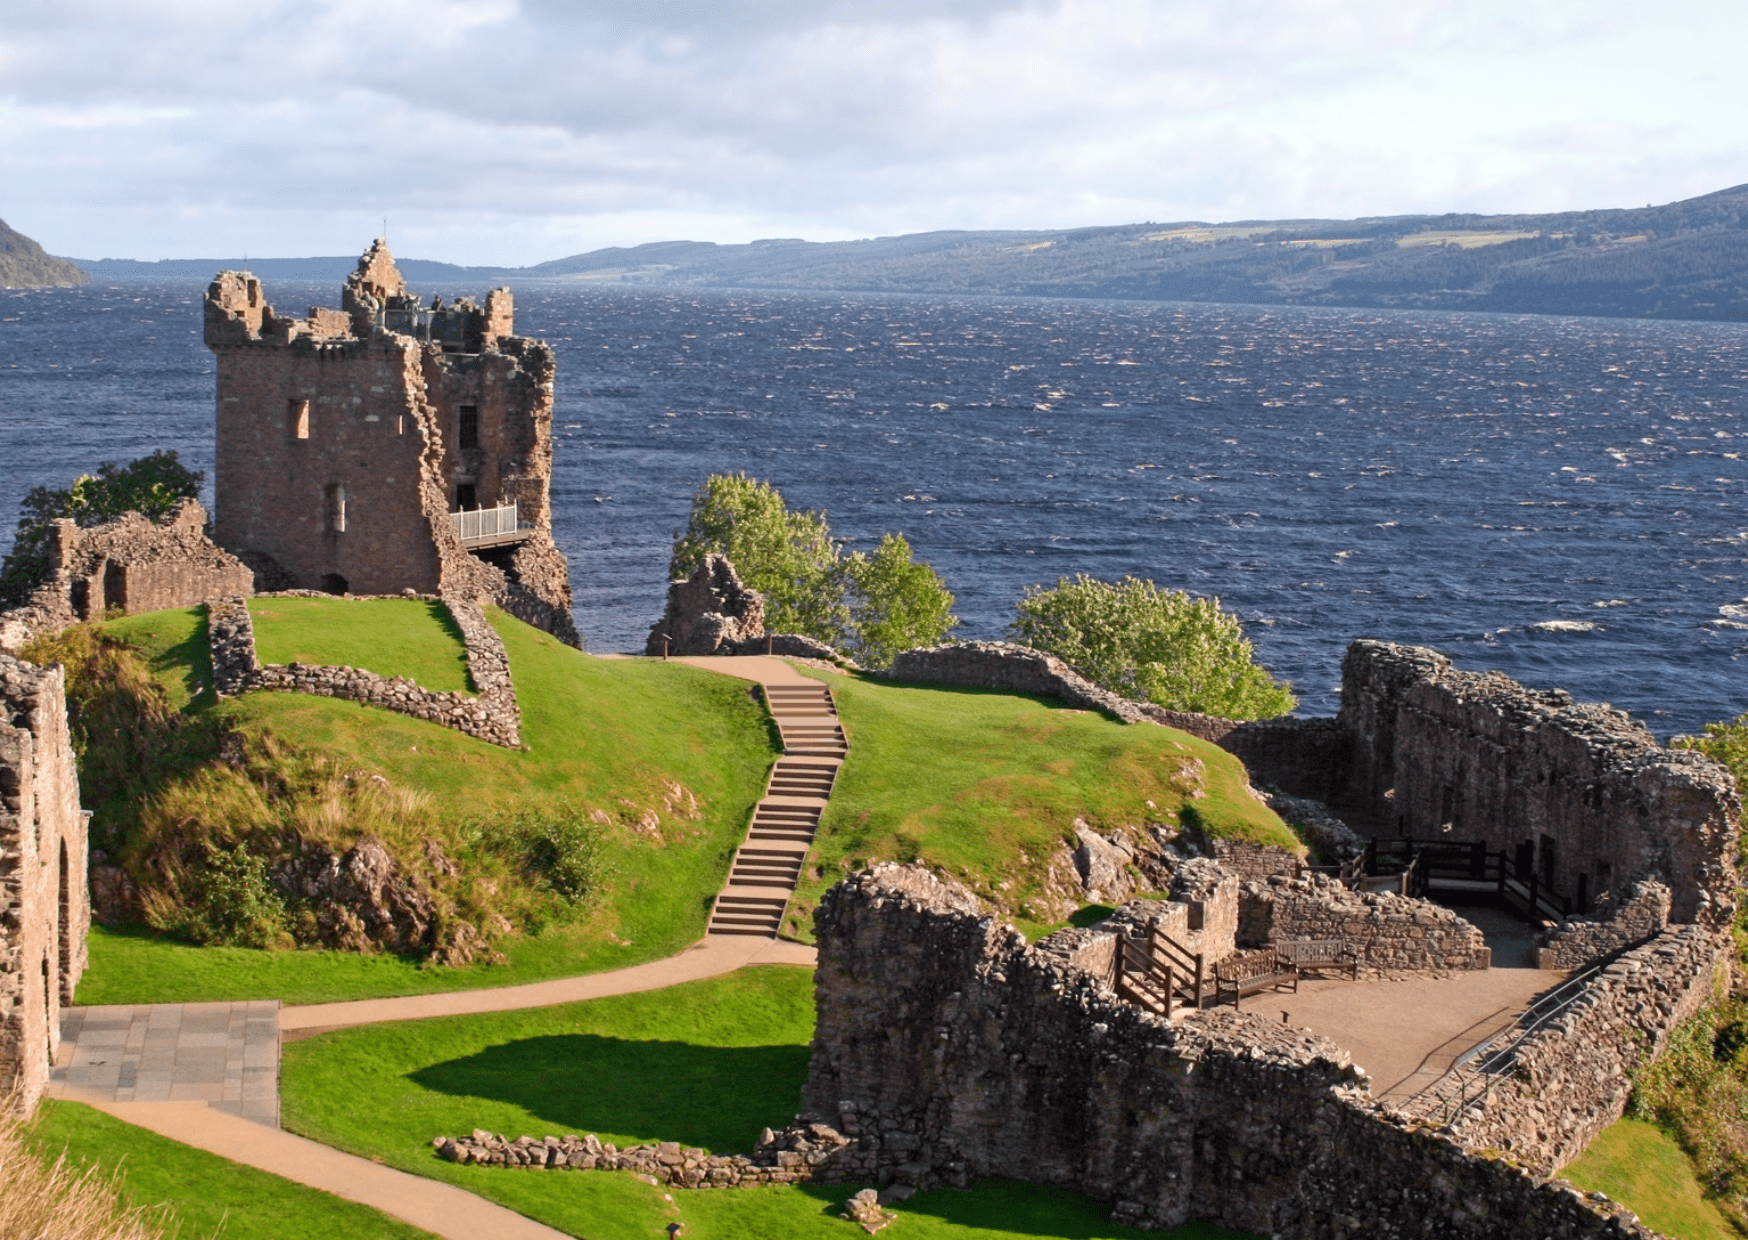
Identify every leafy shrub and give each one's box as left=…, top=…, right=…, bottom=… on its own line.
left=147, top=844, right=288, bottom=949
left=1010, top=574, right=1295, bottom=720
left=1629, top=997, right=1748, bottom=1227
left=843, top=532, right=960, bottom=669
left=509, top=805, right=609, bottom=906
left=669, top=473, right=958, bottom=667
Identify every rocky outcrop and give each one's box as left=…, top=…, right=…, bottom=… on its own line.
left=645, top=555, right=766, bottom=656
left=271, top=834, right=437, bottom=953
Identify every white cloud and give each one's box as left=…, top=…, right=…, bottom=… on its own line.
left=3, top=0, right=1745, bottom=262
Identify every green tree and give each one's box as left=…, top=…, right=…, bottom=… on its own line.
left=0, top=450, right=203, bottom=607
left=844, top=533, right=959, bottom=669
left=670, top=473, right=845, bottom=641
left=1010, top=574, right=1295, bottom=720
left=669, top=474, right=959, bottom=665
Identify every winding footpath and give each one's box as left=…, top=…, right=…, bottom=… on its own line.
left=49, top=655, right=827, bottom=1240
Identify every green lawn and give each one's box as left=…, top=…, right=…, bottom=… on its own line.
left=249, top=597, right=475, bottom=694
left=76, top=606, right=779, bottom=1006
left=29, top=1100, right=438, bottom=1240
left=281, top=966, right=1256, bottom=1240
left=1563, top=1118, right=1742, bottom=1240
left=784, top=667, right=1298, bottom=937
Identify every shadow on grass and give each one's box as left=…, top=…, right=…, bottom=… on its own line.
left=423, top=601, right=475, bottom=693
left=409, top=1034, right=809, bottom=1152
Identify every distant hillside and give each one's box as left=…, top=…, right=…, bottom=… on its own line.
left=554, top=183, right=1748, bottom=323
left=0, top=219, right=88, bottom=288
left=62, top=184, right=1748, bottom=322
left=67, top=254, right=485, bottom=284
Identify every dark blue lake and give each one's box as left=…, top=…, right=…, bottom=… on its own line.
left=5, top=279, right=1747, bottom=734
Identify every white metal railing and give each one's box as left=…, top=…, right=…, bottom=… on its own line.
left=451, top=502, right=520, bottom=545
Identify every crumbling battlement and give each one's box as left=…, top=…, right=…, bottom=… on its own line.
left=1338, top=640, right=1739, bottom=927
left=801, top=864, right=1666, bottom=1239
left=0, top=655, right=89, bottom=1113
left=204, top=242, right=578, bottom=646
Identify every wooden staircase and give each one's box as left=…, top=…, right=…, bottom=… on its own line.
left=707, top=680, right=846, bottom=938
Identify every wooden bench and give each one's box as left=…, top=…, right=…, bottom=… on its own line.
left=1276, top=938, right=1360, bottom=980
left=1214, top=948, right=1299, bottom=1009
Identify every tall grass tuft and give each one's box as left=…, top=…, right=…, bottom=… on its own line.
left=4, top=1097, right=182, bottom=1240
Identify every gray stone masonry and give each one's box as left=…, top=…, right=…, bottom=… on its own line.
left=1535, top=880, right=1673, bottom=970
left=207, top=594, right=521, bottom=747
left=1340, top=639, right=1739, bottom=929
left=1238, top=871, right=1492, bottom=973
left=1405, top=923, right=1726, bottom=1176
left=789, top=863, right=1670, bottom=1239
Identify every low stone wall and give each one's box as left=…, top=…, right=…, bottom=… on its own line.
left=886, top=641, right=1155, bottom=722
left=207, top=595, right=521, bottom=747
left=795, top=864, right=1660, bottom=1238
left=433, top=1121, right=853, bottom=1188
left=1239, top=871, right=1491, bottom=972
left=1536, top=880, right=1673, bottom=971
left=1415, top=924, right=1727, bottom=1176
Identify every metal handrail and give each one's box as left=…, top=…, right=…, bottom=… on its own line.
left=451, top=502, right=520, bottom=544
left=1421, top=959, right=1609, bottom=1125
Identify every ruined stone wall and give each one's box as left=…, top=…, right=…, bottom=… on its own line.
left=0, top=656, right=89, bottom=1113
left=1534, top=880, right=1673, bottom=970
left=1238, top=872, right=1491, bottom=971
left=1338, top=641, right=1740, bottom=926
left=1412, top=924, right=1727, bottom=1175
left=800, top=865, right=1661, bottom=1239
left=886, top=641, right=1158, bottom=722
left=0, top=501, right=253, bottom=645
left=646, top=555, right=765, bottom=656
left=208, top=595, right=521, bottom=747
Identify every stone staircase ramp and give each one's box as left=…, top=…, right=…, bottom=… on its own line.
left=707, top=676, right=847, bottom=938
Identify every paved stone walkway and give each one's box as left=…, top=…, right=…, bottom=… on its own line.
left=49, top=1000, right=280, bottom=1126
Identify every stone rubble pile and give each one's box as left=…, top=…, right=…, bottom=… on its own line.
left=206, top=594, right=521, bottom=747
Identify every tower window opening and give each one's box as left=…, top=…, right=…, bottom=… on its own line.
left=456, top=483, right=477, bottom=511
left=290, top=399, right=311, bottom=439
left=326, top=483, right=346, bottom=533
left=458, top=405, right=479, bottom=450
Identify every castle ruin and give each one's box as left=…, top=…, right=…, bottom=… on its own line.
left=204, top=242, right=578, bottom=645
left=0, top=655, right=88, bottom=1113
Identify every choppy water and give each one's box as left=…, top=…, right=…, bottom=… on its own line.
left=5, top=280, right=1748, bottom=734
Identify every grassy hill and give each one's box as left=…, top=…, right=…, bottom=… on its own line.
left=785, top=666, right=1297, bottom=939
left=66, top=603, right=778, bottom=1004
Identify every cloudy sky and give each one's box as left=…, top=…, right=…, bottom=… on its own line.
left=4, top=0, right=1744, bottom=265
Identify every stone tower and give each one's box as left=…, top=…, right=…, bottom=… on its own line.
left=204, top=242, right=578, bottom=645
